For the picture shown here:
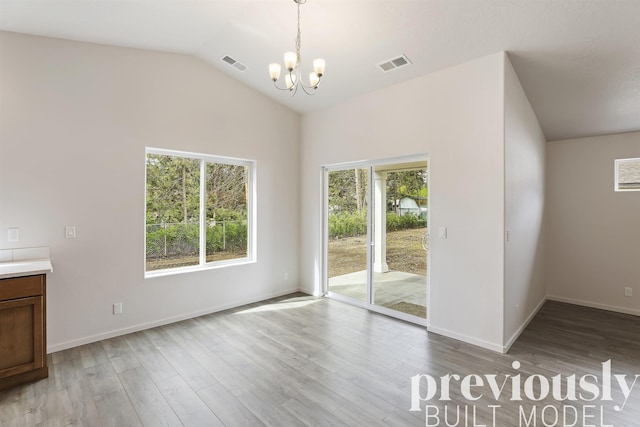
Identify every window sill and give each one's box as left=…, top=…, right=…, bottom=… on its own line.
left=144, top=257, right=255, bottom=279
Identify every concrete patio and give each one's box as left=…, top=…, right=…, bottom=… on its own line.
left=328, top=270, right=427, bottom=318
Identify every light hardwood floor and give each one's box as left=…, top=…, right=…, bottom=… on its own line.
left=1, top=294, right=640, bottom=426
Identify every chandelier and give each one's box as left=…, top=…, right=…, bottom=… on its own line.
left=268, top=0, right=325, bottom=96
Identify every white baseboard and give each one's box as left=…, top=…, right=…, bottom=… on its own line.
left=547, top=294, right=640, bottom=317
left=298, top=282, right=323, bottom=297
left=50, top=289, right=637, bottom=355
left=47, top=287, right=302, bottom=353
left=503, top=296, right=547, bottom=353
left=428, top=297, right=546, bottom=354
left=427, top=325, right=504, bottom=353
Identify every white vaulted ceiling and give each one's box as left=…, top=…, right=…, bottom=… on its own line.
left=1, top=0, right=639, bottom=141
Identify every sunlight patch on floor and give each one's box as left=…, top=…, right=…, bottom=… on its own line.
left=234, top=298, right=320, bottom=314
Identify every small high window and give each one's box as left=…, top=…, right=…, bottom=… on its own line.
left=615, top=158, right=640, bottom=192
left=145, top=148, right=255, bottom=276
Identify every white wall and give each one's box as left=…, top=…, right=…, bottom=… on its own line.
left=300, top=52, right=506, bottom=351
left=0, top=32, right=300, bottom=352
left=546, top=131, right=640, bottom=314
left=0, top=32, right=554, bottom=354
left=503, top=54, right=547, bottom=349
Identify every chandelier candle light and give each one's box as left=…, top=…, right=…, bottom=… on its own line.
left=269, top=0, right=325, bottom=96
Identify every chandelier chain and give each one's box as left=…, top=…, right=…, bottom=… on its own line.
left=295, top=1, right=302, bottom=58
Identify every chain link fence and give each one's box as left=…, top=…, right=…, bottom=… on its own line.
left=146, top=221, right=247, bottom=261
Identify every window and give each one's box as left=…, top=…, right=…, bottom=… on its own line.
left=145, top=148, right=255, bottom=276
left=615, top=158, right=640, bottom=192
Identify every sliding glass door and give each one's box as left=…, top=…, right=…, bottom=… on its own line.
left=325, top=157, right=428, bottom=323
left=326, top=168, right=369, bottom=302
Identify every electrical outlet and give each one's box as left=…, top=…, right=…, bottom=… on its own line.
left=625, top=287, right=633, bottom=297
left=113, top=302, right=123, bottom=315
left=284, top=272, right=289, bottom=280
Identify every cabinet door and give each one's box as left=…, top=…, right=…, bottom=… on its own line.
left=0, top=296, right=44, bottom=378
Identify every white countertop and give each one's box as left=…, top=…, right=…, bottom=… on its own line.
left=0, top=247, right=53, bottom=279
left=0, top=259, right=53, bottom=279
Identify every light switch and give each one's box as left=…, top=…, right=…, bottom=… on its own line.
left=8, top=228, right=19, bottom=242
left=65, top=226, right=76, bottom=239
left=439, top=226, right=447, bottom=239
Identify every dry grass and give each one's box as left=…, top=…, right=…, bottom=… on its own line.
left=328, top=227, right=428, bottom=278
left=147, top=228, right=428, bottom=277
left=146, top=252, right=246, bottom=271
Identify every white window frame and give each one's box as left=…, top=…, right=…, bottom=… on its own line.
left=145, top=147, right=257, bottom=278
left=614, top=157, right=640, bottom=192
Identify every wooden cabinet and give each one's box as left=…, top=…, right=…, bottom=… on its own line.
left=0, top=274, right=48, bottom=391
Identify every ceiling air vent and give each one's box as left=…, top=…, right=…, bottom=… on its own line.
left=221, top=55, right=248, bottom=72
left=378, top=54, right=412, bottom=73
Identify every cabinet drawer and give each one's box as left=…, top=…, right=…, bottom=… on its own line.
left=0, top=275, right=43, bottom=300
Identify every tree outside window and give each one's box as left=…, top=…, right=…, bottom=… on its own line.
left=145, top=149, right=255, bottom=274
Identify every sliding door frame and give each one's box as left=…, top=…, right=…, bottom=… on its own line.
left=322, top=154, right=430, bottom=327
